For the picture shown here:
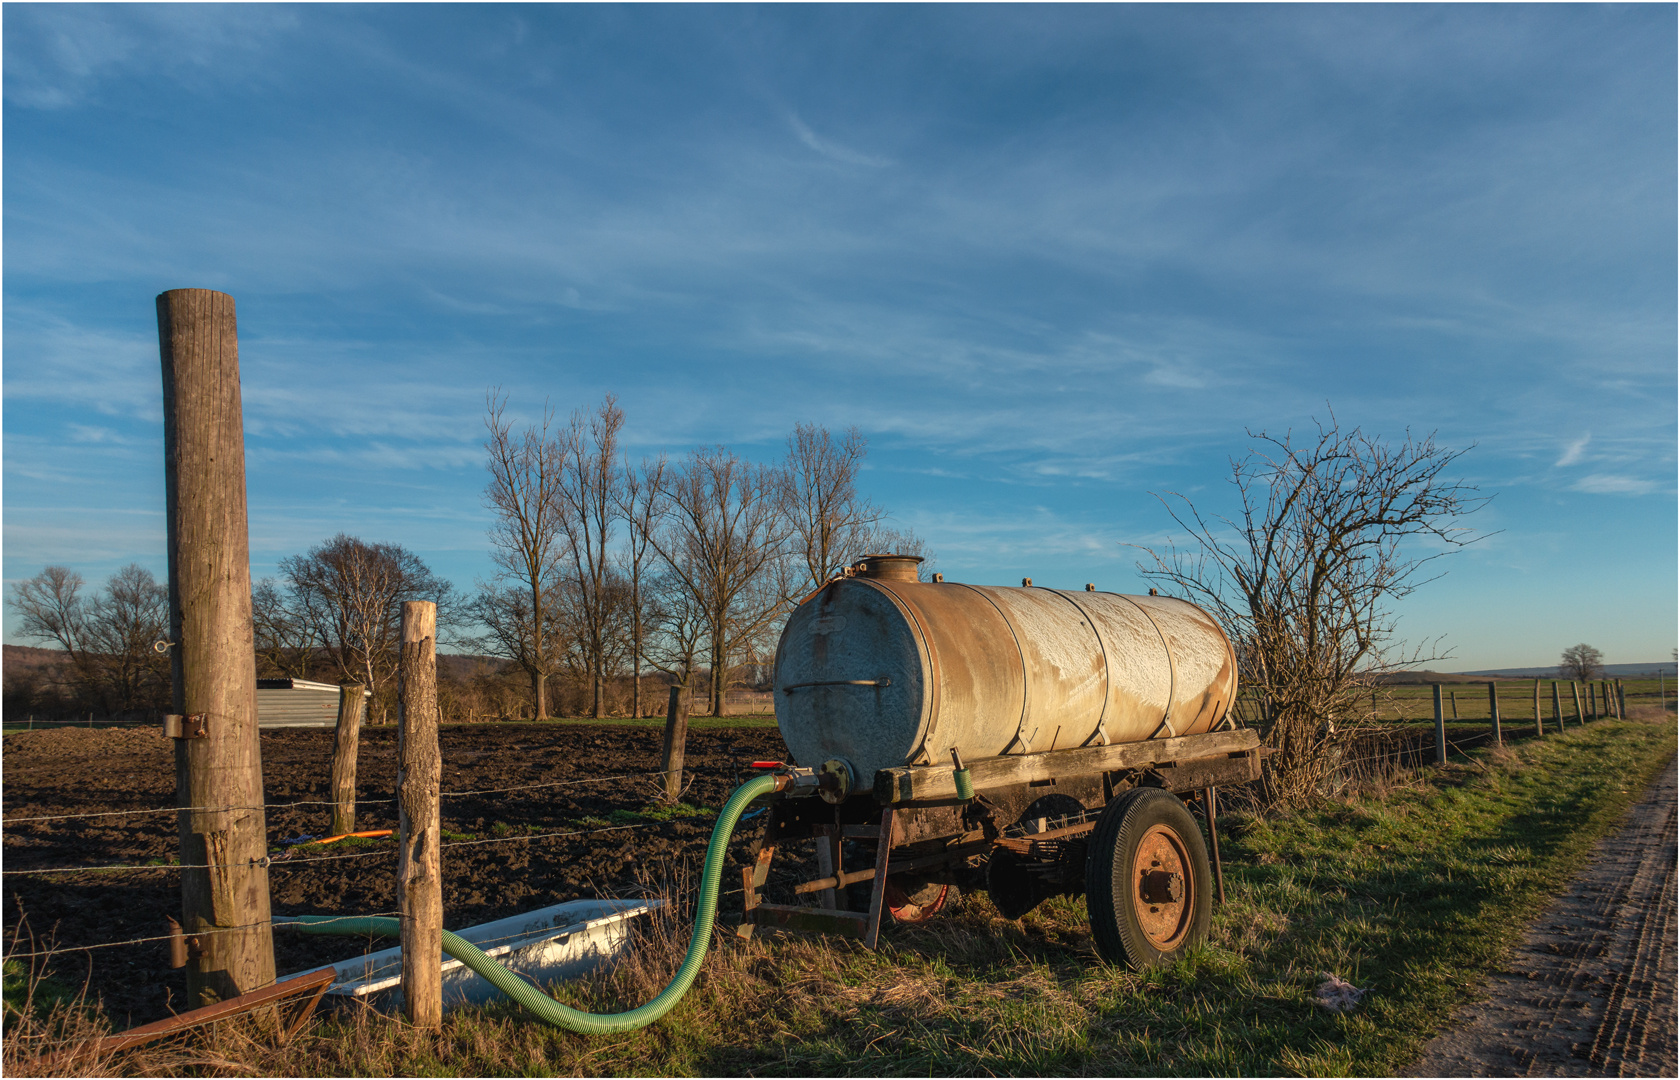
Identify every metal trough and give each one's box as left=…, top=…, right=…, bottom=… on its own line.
left=284, top=899, right=664, bottom=1013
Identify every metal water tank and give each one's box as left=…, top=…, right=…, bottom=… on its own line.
left=773, top=555, right=1238, bottom=782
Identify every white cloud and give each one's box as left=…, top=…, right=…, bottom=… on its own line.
left=1570, top=473, right=1656, bottom=496
left=1555, top=433, right=1590, bottom=467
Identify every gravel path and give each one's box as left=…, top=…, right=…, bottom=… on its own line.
left=1408, top=755, right=1677, bottom=1077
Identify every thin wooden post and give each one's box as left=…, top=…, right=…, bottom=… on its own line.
left=1617, top=680, right=1627, bottom=718
left=660, top=685, right=690, bottom=803
left=397, top=601, right=442, bottom=1031
left=329, top=685, right=365, bottom=835
left=157, top=288, right=275, bottom=1007
left=1587, top=682, right=1597, bottom=720
left=1551, top=681, right=1564, bottom=734
left=1572, top=682, right=1584, bottom=725
left=1533, top=679, right=1543, bottom=738
left=1487, top=681, right=1501, bottom=746
left=1432, top=684, right=1446, bottom=765
left=1450, top=690, right=1458, bottom=719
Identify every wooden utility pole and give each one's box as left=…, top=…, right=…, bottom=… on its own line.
left=397, top=601, right=442, bottom=1030
left=660, top=684, right=690, bottom=803
left=1432, top=684, right=1446, bottom=765
left=1487, top=682, right=1502, bottom=746
left=157, top=289, right=275, bottom=1006
left=329, top=684, right=366, bottom=835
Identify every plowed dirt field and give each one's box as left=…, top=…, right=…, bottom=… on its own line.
left=2, top=722, right=788, bottom=1027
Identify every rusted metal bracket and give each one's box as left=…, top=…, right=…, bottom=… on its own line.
left=163, top=713, right=208, bottom=739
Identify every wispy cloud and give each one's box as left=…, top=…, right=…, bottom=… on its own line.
left=786, top=113, right=894, bottom=168
left=1555, top=433, right=1590, bottom=467
left=1571, top=474, right=1658, bottom=496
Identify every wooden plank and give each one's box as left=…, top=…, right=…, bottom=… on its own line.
left=748, top=904, right=869, bottom=937
left=873, top=728, right=1260, bottom=804
left=862, top=808, right=894, bottom=949
left=397, top=601, right=442, bottom=1031
left=157, top=288, right=276, bottom=1007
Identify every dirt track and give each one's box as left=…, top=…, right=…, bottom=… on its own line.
left=1, top=722, right=789, bottom=1027
left=1408, top=755, right=1678, bottom=1078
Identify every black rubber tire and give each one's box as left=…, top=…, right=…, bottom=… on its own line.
left=1084, top=787, right=1212, bottom=969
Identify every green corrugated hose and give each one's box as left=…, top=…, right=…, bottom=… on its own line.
left=275, top=771, right=780, bottom=1034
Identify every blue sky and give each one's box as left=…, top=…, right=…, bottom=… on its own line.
left=4, top=4, right=1675, bottom=670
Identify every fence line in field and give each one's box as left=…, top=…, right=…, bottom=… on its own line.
left=0, top=770, right=670, bottom=827
left=0, top=813, right=698, bottom=878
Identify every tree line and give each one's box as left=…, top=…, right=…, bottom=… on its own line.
left=6, top=395, right=927, bottom=723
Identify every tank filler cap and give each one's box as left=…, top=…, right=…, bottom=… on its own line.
left=818, top=758, right=856, bottom=804
left=853, top=554, right=922, bottom=581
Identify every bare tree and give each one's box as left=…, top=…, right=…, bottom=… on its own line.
left=615, top=454, right=666, bottom=718
left=554, top=396, right=626, bottom=718
left=480, top=392, right=568, bottom=718
left=648, top=445, right=787, bottom=717
left=252, top=577, right=315, bottom=679
left=9, top=564, right=170, bottom=714
left=779, top=423, right=885, bottom=598
left=281, top=535, right=454, bottom=720
left=1560, top=643, right=1603, bottom=681
left=1137, top=416, right=1488, bottom=806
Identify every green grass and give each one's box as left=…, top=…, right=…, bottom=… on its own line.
left=11, top=713, right=1674, bottom=1076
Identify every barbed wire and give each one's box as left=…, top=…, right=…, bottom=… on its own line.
left=1, top=770, right=673, bottom=827
left=0, top=814, right=696, bottom=878
left=2, top=913, right=403, bottom=961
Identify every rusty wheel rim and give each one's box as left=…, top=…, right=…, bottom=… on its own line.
left=1131, top=823, right=1194, bottom=950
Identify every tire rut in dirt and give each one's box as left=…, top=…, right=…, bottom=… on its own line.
left=1407, top=755, right=1678, bottom=1078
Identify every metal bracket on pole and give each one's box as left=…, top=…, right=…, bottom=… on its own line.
left=164, top=713, right=209, bottom=739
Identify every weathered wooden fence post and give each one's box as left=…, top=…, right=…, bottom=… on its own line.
left=1432, top=684, right=1446, bottom=765
left=157, top=288, right=276, bottom=1007
left=1572, top=682, right=1584, bottom=725
left=1486, top=681, right=1502, bottom=746
left=1617, top=680, right=1627, bottom=718
left=398, top=601, right=442, bottom=1030
left=661, top=684, right=690, bottom=803
left=1450, top=690, right=1459, bottom=720
left=1587, top=682, right=1598, bottom=720
left=1532, top=679, right=1543, bottom=738
left=329, top=684, right=366, bottom=835
left=1551, top=681, right=1564, bottom=734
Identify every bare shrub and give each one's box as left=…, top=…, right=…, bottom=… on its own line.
left=1138, top=415, right=1487, bottom=806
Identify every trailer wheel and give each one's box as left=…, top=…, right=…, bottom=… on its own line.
left=1085, top=787, right=1211, bottom=968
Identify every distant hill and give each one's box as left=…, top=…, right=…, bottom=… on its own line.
left=1455, top=663, right=1676, bottom=679
left=3, top=644, right=70, bottom=672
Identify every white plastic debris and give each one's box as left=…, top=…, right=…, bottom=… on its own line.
left=1315, top=971, right=1370, bottom=1013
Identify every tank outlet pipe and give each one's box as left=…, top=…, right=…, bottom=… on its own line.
left=276, top=768, right=815, bottom=1034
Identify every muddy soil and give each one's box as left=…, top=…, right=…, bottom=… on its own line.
left=2, top=722, right=791, bottom=1027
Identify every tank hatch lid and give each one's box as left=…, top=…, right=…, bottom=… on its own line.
left=852, top=553, right=923, bottom=581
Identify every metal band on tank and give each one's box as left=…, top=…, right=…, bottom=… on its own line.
left=1045, top=590, right=1113, bottom=747
left=949, top=583, right=1034, bottom=754
left=1120, top=594, right=1178, bottom=738
left=857, top=578, right=942, bottom=767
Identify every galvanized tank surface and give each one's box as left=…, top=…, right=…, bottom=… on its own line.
left=774, top=556, right=1238, bottom=782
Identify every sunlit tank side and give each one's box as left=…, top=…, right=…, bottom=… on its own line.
left=773, top=555, right=1238, bottom=783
